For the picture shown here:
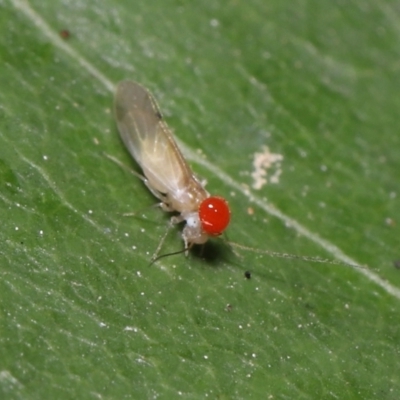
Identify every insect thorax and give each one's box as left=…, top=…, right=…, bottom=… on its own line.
left=168, top=178, right=209, bottom=213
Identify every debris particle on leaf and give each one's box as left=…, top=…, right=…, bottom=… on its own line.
left=251, top=146, right=283, bottom=190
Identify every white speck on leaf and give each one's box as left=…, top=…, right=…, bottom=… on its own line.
left=124, top=326, right=138, bottom=332
left=210, top=19, right=219, bottom=27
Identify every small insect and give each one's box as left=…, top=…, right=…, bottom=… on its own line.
left=113, top=82, right=369, bottom=273
left=114, top=81, right=231, bottom=257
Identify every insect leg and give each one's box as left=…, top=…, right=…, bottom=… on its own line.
left=150, top=214, right=189, bottom=261
left=151, top=217, right=178, bottom=262
left=105, top=153, right=147, bottom=182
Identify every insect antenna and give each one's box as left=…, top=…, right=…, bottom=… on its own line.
left=227, top=241, right=368, bottom=271
left=149, top=247, right=189, bottom=266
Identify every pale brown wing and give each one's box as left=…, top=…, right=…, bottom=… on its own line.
left=114, top=81, right=197, bottom=195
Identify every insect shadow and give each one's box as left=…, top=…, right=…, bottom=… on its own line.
left=189, top=240, right=233, bottom=266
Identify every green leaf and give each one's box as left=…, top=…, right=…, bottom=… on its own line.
left=1, top=0, right=400, bottom=398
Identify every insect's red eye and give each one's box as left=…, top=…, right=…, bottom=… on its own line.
left=199, top=196, right=231, bottom=236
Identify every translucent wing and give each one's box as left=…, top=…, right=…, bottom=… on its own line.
left=114, top=81, right=208, bottom=212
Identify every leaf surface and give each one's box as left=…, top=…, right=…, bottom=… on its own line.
left=1, top=0, right=400, bottom=398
